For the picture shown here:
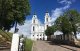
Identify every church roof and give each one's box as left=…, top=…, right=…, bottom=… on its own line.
left=34, top=12, right=36, bottom=15
left=54, top=30, right=63, bottom=35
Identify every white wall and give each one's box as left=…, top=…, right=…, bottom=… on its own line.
left=11, top=34, right=19, bottom=51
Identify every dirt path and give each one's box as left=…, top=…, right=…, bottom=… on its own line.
left=32, top=41, right=80, bottom=51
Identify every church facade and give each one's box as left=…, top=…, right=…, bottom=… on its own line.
left=31, top=12, right=51, bottom=41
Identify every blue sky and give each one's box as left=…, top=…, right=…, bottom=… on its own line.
left=26, top=0, right=80, bottom=23
left=10, top=0, right=80, bottom=38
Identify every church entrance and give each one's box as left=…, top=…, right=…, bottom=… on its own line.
left=37, top=38, right=43, bottom=40
left=40, top=38, right=42, bottom=40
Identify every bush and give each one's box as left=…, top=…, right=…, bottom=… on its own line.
left=24, top=38, right=33, bottom=51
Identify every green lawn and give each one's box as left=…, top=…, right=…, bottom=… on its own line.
left=24, top=38, right=33, bottom=51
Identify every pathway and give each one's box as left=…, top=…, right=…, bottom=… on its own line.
left=0, top=49, right=10, bottom=51
left=32, top=41, right=80, bottom=51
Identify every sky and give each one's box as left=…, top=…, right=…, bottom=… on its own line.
left=10, top=0, right=80, bottom=38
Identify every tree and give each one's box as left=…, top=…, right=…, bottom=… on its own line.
left=12, top=0, right=30, bottom=33
left=65, top=9, right=80, bottom=38
left=0, top=0, right=14, bottom=31
left=55, top=15, right=72, bottom=40
left=45, top=27, right=54, bottom=36
left=45, top=26, right=55, bottom=40
left=0, top=0, right=30, bottom=32
left=54, top=9, right=80, bottom=40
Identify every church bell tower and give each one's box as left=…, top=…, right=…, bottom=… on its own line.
left=44, top=11, right=51, bottom=30
left=31, top=13, right=38, bottom=33
left=31, top=13, right=39, bottom=40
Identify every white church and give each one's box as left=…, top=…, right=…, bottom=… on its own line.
left=31, top=12, right=52, bottom=40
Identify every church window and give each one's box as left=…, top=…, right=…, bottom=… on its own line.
left=46, top=18, right=48, bottom=22
left=47, top=25, right=48, bottom=28
left=33, top=20, right=35, bottom=23
left=33, top=35, right=34, bottom=36
left=33, top=26, right=35, bottom=31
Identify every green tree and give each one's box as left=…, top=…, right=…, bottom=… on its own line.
left=45, top=26, right=55, bottom=40
left=0, top=0, right=30, bottom=32
left=0, top=0, right=13, bottom=31
left=55, top=15, right=72, bottom=40
left=45, top=27, right=53, bottom=36
left=65, top=9, right=80, bottom=38
left=12, top=0, right=30, bottom=33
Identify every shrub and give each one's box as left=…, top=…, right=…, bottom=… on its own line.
left=24, top=38, right=33, bottom=51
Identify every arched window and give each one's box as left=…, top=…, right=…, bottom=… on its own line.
left=47, top=25, right=48, bottom=28
left=46, top=18, right=48, bottom=22
left=33, top=26, right=35, bottom=31
left=33, top=20, right=35, bottom=23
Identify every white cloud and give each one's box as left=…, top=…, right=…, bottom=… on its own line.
left=51, top=8, right=63, bottom=23
left=9, top=20, right=32, bottom=37
left=51, top=0, right=74, bottom=24
left=59, top=0, right=72, bottom=9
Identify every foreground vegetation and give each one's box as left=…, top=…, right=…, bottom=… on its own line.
left=0, top=0, right=30, bottom=33
left=0, top=29, right=13, bottom=47
left=24, top=38, right=33, bottom=51
left=0, top=29, right=12, bottom=41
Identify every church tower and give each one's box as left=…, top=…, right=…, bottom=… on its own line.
left=31, top=14, right=39, bottom=33
left=44, top=11, right=51, bottom=30
left=31, top=14, right=39, bottom=40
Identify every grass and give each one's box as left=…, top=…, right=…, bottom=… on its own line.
left=24, top=38, right=33, bottom=51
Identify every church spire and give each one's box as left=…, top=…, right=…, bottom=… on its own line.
left=32, top=12, right=38, bottom=25
left=45, top=10, right=50, bottom=17
left=33, top=12, right=37, bottom=19
left=46, top=10, right=48, bottom=13
left=34, top=12, right=36, bottom=15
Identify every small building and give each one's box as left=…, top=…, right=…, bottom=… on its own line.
left=51, top=31, right=74, bottom=41
left=51, top=31, right=63, bottom=40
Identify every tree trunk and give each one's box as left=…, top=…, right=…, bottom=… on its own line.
left=63, top=34, right=65, bottom=40
left=72, top=24, right=77, bottom=39
left=14, top=21, right=17, bottom=33
left=47, top=35, right=51, bottom=41
left=67, top=34, right=69, bottom=41
left=74, top=34, right=77, bottom=39
left=73, top=28, right=77, bottom=39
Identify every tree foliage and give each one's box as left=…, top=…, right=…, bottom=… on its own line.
left=45, top=26, right=55, bottom=36
left=64, top=9, right=80, bottom=38
left=0, top=0, right=30, bottom=32
left=55, top=15, right=72, bottom=34
left=54, top=9, right=80, bottom=39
